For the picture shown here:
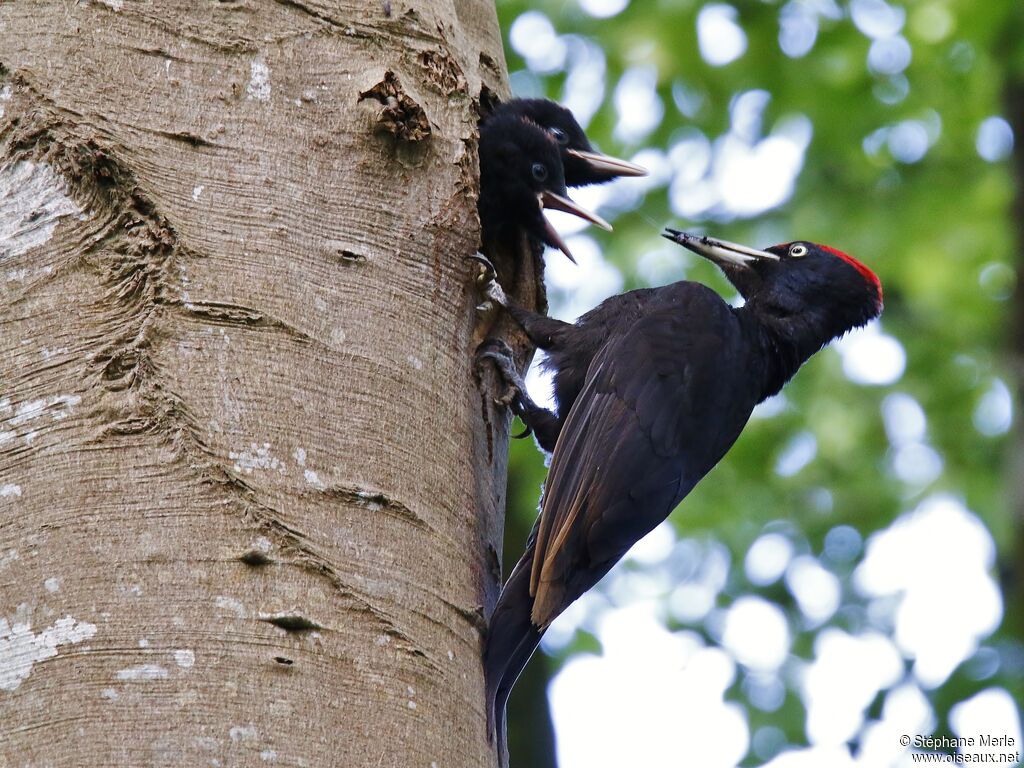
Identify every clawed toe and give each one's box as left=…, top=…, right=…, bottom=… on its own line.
left=485, top=279, right=508, bottom=308
left=468, top=253, right=509, bottom=309
left=511, top=422, right=533, bottom=440
left=475, top=338, right=515, bottom=365
left=468, top=252, right=497, bottom=284
left=475, top=340, right=531, bottom=414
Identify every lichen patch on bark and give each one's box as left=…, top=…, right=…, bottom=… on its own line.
left=0, top=159, right=82, bottom=261
left=0, top=612, right=98, bottom=692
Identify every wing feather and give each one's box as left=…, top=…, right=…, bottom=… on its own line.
left=528, top=294, right=754, bottom=627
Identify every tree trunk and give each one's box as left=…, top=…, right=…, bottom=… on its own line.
left=0, top=3, right=530, bottom=765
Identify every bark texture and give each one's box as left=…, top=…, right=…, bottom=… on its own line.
left=0, top=2, right=529, bottom=765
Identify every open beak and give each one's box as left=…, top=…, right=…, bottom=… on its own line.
left=538, top=191, right=612, bottom=264
left=541, top=191, right=612, bottom=231
left=662, top=228, right=779, bottom=268
left=567, top=149, right=648, bottom=179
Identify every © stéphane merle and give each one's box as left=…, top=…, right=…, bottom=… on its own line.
left=479, top=231, right=884, bottom=765
left=488, top=98, right=648, bottom=186
left=478, top=112, right=611, bottom=264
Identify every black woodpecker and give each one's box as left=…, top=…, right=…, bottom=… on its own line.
left=478, top=113, right=611, bottom=264
left=480, top=230, right=883, bottom=765
left=488, top=98, right=648, bottom=187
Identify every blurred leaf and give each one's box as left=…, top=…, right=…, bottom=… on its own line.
left=498, top=0, right=1024, bottom=764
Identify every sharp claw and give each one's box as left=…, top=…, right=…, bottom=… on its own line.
left=468, top=252, right=497, bottom=284
left=468, top=252, right=508, bottom=308
left=475, top=341, right=532, bottom=417
left=512, top=423, right=532, bottom=440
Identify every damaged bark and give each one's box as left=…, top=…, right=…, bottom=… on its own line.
left=0, top=2, right=532, bottom=766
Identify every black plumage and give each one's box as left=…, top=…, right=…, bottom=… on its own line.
left=489, top=98, right=648, bottom=187
left=478, top=113, right=610, bottom=264
left=481, top=231, right=883, bottom=765
left=475, top=282, right=661, bottom=452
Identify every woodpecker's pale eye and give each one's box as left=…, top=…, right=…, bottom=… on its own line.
left=531, top=162, right=549, bottom=182
left=549, top=127, right=569, bottom=146
left=790, top=244, right=809, bottom=257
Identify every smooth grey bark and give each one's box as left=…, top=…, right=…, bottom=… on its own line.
left=0, top=2, right=534, bottom=765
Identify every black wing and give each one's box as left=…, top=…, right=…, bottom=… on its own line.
left=528, top=291, right=755, bottom=627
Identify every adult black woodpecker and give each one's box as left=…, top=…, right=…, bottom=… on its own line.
left=481, top=230, right=883, bottom=765
left=488, top=98, right=648, bottom=186
left=478, top=112, right=611, bottom=264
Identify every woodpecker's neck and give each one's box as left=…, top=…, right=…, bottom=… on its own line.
left=740, top=306, right=842, bottom=401
left=478, top=186, right=543, bottom=250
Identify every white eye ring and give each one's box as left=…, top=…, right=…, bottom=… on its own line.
left=790, top=244, right=808, bottom=257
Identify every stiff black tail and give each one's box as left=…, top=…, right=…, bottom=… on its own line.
left=484, top=551, right=544, bottom=768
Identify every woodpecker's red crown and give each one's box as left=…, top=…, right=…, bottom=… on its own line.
left=662, top=230, right=884, bottom=343
left=772, top=241, right=883, bottom=313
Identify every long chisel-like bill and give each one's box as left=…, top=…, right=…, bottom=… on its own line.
left=567, top=149, right=648, bottom=179
left=540, top=191, right=613, bottom=232
left=540, top=217, right=577, bottom=264
left=662, top=228, right=779, bottom=268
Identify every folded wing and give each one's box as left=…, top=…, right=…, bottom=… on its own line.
left=529, top=294, right=754, bottom=627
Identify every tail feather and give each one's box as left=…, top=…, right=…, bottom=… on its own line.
left=493, top=626, right=542, bottom=768
left=484, top=551, right=543, bottom=768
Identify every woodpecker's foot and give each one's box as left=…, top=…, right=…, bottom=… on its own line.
left=474, top=340, right=536, bottom=438
left=475, top=339, right=525, bottom=407
left=468, top=252, right=496, bottom=283
left=468, top=253, right=509, bottom=310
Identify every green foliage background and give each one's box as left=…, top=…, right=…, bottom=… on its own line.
left=493, top=0, right=1024, bottom=765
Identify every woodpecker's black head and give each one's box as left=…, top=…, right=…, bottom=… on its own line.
left=479, top=114, right=610, bottom=263
left=491, top=98, right=647, bottom=187
left=664, top=229, right=883, bottom=349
